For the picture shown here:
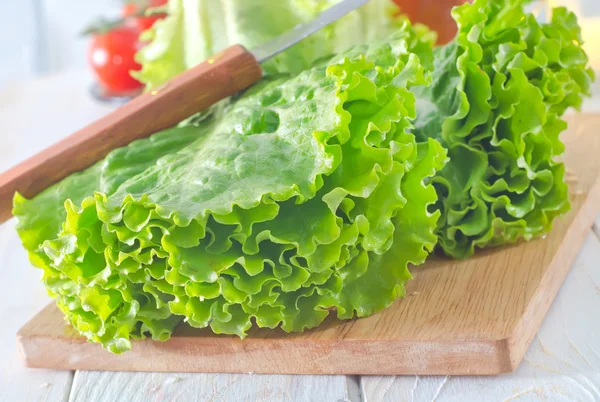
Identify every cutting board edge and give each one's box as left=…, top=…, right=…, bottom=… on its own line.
left=506, top=171, right=600, bottom=370
left=17, top=329, right=517, bottom=375
left=16, top=301, right=518, bottom=375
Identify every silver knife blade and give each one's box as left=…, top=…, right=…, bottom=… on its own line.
left=251, top=0, right=370, bottom=64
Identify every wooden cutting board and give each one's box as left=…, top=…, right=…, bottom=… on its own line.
left=16, top=114, right=600, bottom=376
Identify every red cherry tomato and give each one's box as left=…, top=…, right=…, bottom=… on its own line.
left=88, top=26, right=144, bottom=92
left=124, top=14, right=163, bottom=32
left=121, top=3, right=139, bottom=18
left=393, top=0, right=468, bottom=44
left=121, top=0, right=168, bottom=17
left=122, top=0, right=168, bottom=33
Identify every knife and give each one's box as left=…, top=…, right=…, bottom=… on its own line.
left=0, top=0, right=369, bottom=223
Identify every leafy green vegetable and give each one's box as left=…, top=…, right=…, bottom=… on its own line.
left=412, top=0, right=594, bottom=259
left=16, top=0, right=593, bottom=355
left=15, top=25, right=446, bottom=353
left=134, top=0, right=402, bottom=90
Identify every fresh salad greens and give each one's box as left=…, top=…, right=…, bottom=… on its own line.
left=412, top=0, right=594, bottom=258
left=15, top=25, right=445, bottom=353
left=134, top=0, right=402, bottom=90
left=14, top=0, right=593, bottom=353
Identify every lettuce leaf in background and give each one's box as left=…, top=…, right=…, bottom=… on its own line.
left=134, top=0, right=402, bottom=90
left=412, top=0, right=595, bottom=259
left=15, top=24, right=446, bottom=353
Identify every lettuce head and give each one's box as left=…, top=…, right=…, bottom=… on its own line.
left=412, top=0, right=594, bottom=258
left=15, top=24, right=446, bottom=353
left=134, top=0, right=403, bottom=90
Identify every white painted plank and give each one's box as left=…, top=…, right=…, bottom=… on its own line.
left=0, top=219, right=73, bottom=402
left=0, top=70, right=114, bottom=402
left=361, top=233, right=600, bottom=402
left=69, top=372, right=359, bottom=402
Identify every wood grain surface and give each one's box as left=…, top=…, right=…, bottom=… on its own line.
left=0, top=45, right=262, bottom=223
left=16, top=114, right=600, bottom=376
left=0, top=220, right=74, bottom=402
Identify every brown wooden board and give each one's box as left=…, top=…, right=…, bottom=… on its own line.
left=16, top=114, right=600, bottom=376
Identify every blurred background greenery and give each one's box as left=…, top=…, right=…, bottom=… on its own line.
left=1, top=0, right=597, bottom=89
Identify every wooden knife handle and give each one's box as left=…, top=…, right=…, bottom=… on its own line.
left=0, top=45, right=262, bottom=223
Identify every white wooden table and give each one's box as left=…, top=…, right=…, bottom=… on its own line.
left=1, top=71, right=599, bottom=402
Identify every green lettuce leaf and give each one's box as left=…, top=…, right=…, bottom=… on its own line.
left=412, top=0, right=594, bottom=259
left=15, top=25, right=446, bottom=353
left=134, top=0, right=402, bottom=90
